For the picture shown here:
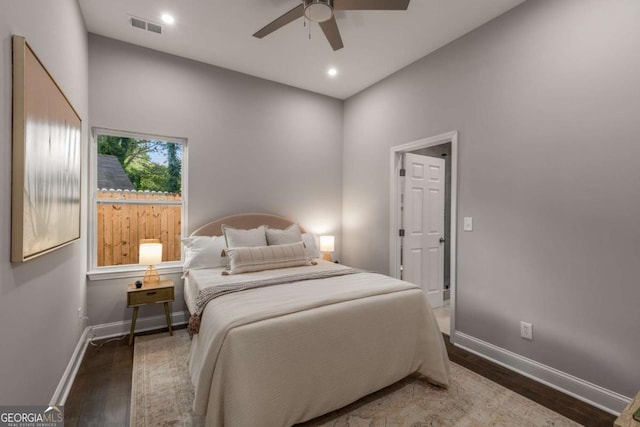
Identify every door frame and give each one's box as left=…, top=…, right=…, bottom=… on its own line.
left=389, top=130, right=458, bottom=337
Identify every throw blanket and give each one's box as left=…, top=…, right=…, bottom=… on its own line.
left=187, top=268, right=361, bottom=334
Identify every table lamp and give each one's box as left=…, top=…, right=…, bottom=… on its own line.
left=319, top=235, right=334, bottom=262
left=139, top=241, right=162, bottom=285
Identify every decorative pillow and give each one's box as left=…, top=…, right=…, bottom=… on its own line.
left=223, top=241, right=311, bottom=274
left=302, top=233, right=320, bottom=259
left=266, top=223, right=302, bottom=246
left=182, top=235, right=227, bottom=271
left=222, top=224, right=267, bottom=248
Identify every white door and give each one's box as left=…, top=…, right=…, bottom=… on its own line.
left=402, top=153, right=445, bottom=308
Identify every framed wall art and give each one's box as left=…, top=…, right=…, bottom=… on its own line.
left=11, top=35, right=82, bottom=262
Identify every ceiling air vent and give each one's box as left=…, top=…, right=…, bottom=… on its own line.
left=130, top=17, right=147, bottom=30
left=147, top=23, right=162, bottom=34
left=129, top=16, right=162, bottom=34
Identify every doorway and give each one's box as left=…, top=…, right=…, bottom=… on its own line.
left=389, top=131, right=458, bottom=338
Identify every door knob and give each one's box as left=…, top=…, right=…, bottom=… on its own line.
left=439, top=237, right=445, bottom=243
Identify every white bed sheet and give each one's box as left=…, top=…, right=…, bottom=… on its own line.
left=186, top=261, right=450, bottom=426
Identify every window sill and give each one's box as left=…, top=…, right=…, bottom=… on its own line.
left=87, top=264, right=184, bottom=281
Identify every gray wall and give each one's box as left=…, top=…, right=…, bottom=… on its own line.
left=87, top=35, right=344, bottom=326
left=343, top=0, right=640, bottom=398
left=0, top=0, right=89, bottom=404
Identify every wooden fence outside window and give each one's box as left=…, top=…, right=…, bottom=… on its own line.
left=96, top=190, right=182, bottom=267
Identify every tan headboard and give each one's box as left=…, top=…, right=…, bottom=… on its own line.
left=190, top=213, right=306, bottom=237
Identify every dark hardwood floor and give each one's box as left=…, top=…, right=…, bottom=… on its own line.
left=64, top=325, right=180, bottom=427
left=64, top=334, right=134, bottom=426
left=64, top=327, right=615, bottom=426
left=444, top=339, right=615, bottom=427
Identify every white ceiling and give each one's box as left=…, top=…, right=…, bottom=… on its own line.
left=79, top=0, right=526, bottom=99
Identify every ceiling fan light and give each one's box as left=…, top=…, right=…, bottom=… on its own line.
left=304, top=0, right=333, bottom=23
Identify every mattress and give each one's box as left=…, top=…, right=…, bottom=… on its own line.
left=186, top=261, right=450, bottom=426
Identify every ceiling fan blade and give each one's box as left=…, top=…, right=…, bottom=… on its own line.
left=334, top=0, right=410, bottom=11
left=319, top=15, right=344, bottom=51
left=253, top=4, right=304, bottom=39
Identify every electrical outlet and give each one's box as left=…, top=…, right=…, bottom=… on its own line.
left=77, top=307, right=82, bottom=319
left=520, top=321, right=533, bottom=340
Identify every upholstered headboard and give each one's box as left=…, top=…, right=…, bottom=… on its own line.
left=190, top=213, right=307, bottom=237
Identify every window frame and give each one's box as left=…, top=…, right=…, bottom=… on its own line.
left=87, top=127, right=188, bottom=280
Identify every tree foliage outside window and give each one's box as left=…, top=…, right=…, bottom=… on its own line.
left=98, top=135, right=182, bottom=193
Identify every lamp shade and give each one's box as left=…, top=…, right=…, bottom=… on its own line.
left=139, top=243, right=162, bottom=265
left=319, top=235, right=335, bottom=253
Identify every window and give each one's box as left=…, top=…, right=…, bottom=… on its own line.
left=89, top=128, right=187, bottom=278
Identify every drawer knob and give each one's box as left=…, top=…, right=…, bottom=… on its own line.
left=146, top=291, right=157, bottom=296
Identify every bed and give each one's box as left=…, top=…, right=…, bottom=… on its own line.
left=185, top=213, right=450, bottom=426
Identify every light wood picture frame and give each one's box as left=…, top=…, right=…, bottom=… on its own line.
left=11, top=35, right=82, bottom=262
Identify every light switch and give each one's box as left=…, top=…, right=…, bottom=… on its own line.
left=463, top=217, right=473, bottom=231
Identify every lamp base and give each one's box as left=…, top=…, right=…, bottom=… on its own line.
left=322, top=253, right=333, bottom=262
left=143, top=265, right=160, bottom=286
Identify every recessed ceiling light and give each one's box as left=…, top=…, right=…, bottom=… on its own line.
left=327, top=68, right=338, bottom=77
left=161, top=13, right=175, bottom=25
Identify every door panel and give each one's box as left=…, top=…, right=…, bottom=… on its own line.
left=409, top=249, right=423, bottom=285
left=429, top=189, right=440, bottom=232
left=410, top=188, right=423, bottom=233
left=402, top=153, right=445, bottom=308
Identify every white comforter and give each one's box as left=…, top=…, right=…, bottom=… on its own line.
left=187, top=261, right=450, bottom=427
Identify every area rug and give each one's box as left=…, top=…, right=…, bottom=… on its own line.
left=131, top=330, right=580, bottom=426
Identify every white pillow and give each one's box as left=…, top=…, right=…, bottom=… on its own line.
left=302, top=233, right=320, bottom=259
left=182, top=235, right=227, bottom=271
left=222, top=224, right=267, bottom=248
left=266, top=223, right=302, bottom=246
left=224, top=241, right=311, bottom=275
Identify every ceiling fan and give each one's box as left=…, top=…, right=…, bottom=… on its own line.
left=253, top=0, right=411, bottom=51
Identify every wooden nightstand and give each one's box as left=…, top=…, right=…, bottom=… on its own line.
left=127, top=279, right=174, bottom=345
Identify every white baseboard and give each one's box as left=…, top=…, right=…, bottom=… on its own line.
left=452, top=331, right=630, bottom=416
left=89, top=310, right=189, bottom=340
left=50, top=327, right=91, bottom=406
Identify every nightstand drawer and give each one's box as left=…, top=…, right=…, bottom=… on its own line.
left=128, top=286, right=174, bottom=306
